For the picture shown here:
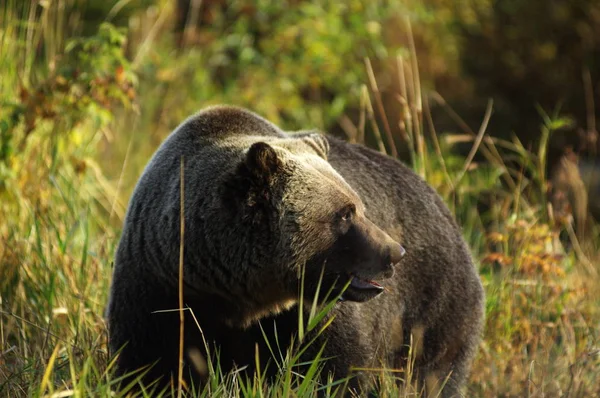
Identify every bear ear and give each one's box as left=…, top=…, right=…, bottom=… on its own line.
left=221, top=142, right=282, bottom=212
left=296, top=131, right=330, bottom=160
left=244, top=142, right=282, bottom=182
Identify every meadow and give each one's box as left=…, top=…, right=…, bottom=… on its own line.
left=1, top=1, right=599, bottom=396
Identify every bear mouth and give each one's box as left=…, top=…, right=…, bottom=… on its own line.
left=339, top=274, right=385, bottom=302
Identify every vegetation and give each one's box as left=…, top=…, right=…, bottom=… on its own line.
left=1, top=0, right=599, bottom=396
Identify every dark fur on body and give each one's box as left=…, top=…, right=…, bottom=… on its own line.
left=107, top=106, right=484, bottom=396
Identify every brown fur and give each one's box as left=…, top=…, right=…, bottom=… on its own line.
left=107, top=106, right=484, bottom=397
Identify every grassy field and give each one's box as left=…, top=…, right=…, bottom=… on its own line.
left=1, top=1, right=599, bottom=397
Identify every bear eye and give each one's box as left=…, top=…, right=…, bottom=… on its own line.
left=339, top=205, right=355, bottom=222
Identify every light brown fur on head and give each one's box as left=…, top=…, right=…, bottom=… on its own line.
left=233, top=134, right=368, bottom=271
left=212, top=132, right=370, bottom=323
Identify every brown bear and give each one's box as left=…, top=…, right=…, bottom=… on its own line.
left=107, top=106, right=484, bottom=396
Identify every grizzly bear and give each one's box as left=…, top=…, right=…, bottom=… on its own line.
left=107, top=106, right=484, bottom=396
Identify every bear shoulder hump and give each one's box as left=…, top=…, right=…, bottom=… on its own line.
left=176, top=105, right=285, bottom=141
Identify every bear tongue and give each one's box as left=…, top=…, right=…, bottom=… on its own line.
left=350, top=276, right=384, bottom=291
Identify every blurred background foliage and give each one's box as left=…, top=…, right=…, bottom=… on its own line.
left=1, top=0, right=600, bottom=396
left=4, top=0, right=600, bottom=191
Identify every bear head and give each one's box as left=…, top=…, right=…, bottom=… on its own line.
left=221, top=133, right=405, bottom=322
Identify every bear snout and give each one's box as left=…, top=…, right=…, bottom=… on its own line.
left=378, top=243, right=404, bottom=279
left=388, top=242, right=406, bottom=265
left=350, top=216, right=406, bottom=272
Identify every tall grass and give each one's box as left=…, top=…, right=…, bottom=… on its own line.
left=0, top=1, right=130, bottom=396
left=1, top=1, right=599, bottom=397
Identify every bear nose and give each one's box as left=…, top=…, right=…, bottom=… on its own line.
left=389, top=243, right=406, bottom=265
